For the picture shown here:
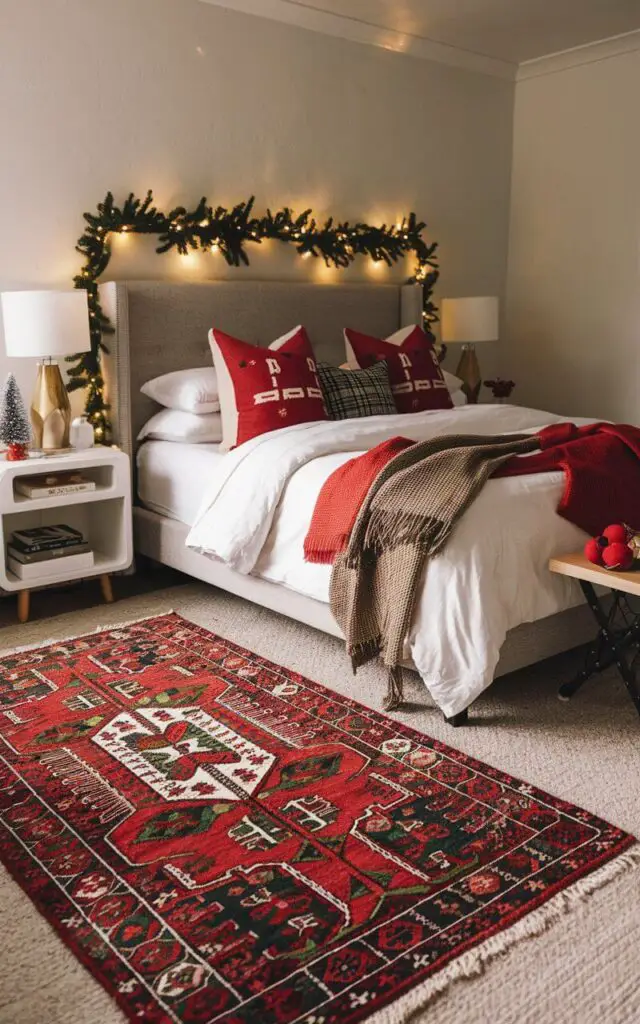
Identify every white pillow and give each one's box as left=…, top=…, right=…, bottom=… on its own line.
left=137, top=409, right=223, bottom=443
left=451, top=389, right=467, bottom=407
left=141, top=367, right=220, bottom=414
left=443, top=369, right=464, bottom=393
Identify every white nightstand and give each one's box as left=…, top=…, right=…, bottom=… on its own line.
left=0, top=447, right=133, bottom=623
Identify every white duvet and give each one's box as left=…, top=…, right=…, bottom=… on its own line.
left=187, top=404, right=590, bottom=717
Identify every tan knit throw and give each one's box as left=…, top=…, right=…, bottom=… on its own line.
left=329, top=432, right=541, bottom=711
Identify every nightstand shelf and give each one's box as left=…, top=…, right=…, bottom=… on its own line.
left=0, top=447, right=132, bottom=621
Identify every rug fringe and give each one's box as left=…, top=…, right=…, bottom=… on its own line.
left=0, top=609, right=176, bottom=659
left=367, top=842, right=640, bottom=1024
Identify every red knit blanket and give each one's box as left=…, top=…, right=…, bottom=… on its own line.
left=304, top=421, right=640, bottom=565
left=304, top=436, right=415, bottom=563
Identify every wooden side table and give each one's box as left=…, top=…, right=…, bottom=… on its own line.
left=549, top=553, right=640, bottom=717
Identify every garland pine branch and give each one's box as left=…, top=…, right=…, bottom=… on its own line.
left=71, top=190, right=439, bottom=442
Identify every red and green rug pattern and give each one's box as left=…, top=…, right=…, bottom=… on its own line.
left=0, top=613, right=634, bottom=1024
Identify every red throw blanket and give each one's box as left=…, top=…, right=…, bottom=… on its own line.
left=304, top=436, right=415, bottom=563
left=304, top=421, right=640, bottom=565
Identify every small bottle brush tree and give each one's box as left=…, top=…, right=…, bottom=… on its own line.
left=0, top=373, right=31, bottom=460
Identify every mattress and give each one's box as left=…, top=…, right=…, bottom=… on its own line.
left=136, top=441, right=223, bottom=525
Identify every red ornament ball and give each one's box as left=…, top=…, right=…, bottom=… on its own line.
left=584, top=538, right=605, bottom=565
left=602, top=542, right=633, bottom=570
left=602, top=523, right=627, bottom=545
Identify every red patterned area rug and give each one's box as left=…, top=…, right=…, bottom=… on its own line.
left=0, top=613, right=637, bottom=1024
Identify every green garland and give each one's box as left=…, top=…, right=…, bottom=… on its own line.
left=70, top=191, right=439, bottom=442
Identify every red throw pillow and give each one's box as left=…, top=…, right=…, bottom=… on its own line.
left=209, top=325, right=328, bottom=448
left=344, top=325, right=453, bottom=414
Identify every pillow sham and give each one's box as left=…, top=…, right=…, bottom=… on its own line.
left=317, top=361, right=396, bottom=421
left=208, top=325, right=328, bottom=449
left=137, top=409, right=223, bottom=444
left=344, top=325, right=453, bottom=414
left=141, top=367, right=220, bottom=414
left=443, top=369, right=464, bottom=394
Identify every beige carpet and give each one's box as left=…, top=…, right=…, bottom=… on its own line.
left=1, top=581, right=639, bottom=1024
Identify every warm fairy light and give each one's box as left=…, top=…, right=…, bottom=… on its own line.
left=71, top=190, right=438, bottom=444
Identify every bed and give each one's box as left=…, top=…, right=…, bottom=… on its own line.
left=101, top=279, right=594, bottom=720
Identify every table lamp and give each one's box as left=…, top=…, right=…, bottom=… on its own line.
left=441, top=296, right=498, bottom=404
left=1, top=289, right=91, bottom=451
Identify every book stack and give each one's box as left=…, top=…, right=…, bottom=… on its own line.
left=15, top=472, right=96, bottom=499
left=7, top=524, right=94, bottom=580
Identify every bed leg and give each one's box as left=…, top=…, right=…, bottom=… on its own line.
left=445, top=709, right=469, bottom=727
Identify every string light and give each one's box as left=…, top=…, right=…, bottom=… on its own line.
left=71, top=189, right=439, bottom=443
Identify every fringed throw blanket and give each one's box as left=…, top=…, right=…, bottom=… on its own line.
left=304, top=436, right=416, bottom=563
left=329, top=432, right=541, bottom=710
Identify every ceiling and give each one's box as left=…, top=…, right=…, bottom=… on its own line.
left=278, top=0, right=640, bottom=64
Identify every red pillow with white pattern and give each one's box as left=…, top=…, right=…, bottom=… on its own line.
left=208, top=325, right=327, bottom=449
left=344, top=325, right=453, bottom=414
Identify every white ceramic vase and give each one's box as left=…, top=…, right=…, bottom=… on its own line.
left=70, top=415, right=94, bottom=449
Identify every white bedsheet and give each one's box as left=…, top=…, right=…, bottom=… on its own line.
left=186, top=405, right=590, bottom=717
left=137, top=441, right=225, bottom=525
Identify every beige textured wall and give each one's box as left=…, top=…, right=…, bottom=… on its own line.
left=506, top=50, right=640, bottom=422
left=0, top=0, right=514, bottom=403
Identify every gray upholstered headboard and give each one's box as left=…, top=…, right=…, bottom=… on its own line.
left=101, top=279, right=423, bottom=457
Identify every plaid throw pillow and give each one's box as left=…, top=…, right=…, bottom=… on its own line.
left=317, top=361, right=397, bottom=421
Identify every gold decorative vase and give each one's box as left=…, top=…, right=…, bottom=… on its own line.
left=30, top=361, right=71, bottom=450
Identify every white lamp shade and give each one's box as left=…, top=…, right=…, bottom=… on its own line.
left=440, top=296, right=499, bottom=344
left=1, top=289, right=91, bottom=358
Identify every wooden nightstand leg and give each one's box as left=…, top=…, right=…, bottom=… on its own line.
left=99, top=574, right=114, bottom=604
left=17, top=590, right=30, bottom=624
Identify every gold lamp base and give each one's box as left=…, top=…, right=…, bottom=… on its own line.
left=455, top=344, right=482, bottom=404
left=30, top=361, right=71, bottom=451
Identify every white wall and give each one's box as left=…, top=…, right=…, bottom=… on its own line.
left=0, top=0, right=514, bottom=403
left=506, top=49, right=640, bottom=422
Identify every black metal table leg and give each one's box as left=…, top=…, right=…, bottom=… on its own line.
left=558, top=580, right=640, bottom=716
